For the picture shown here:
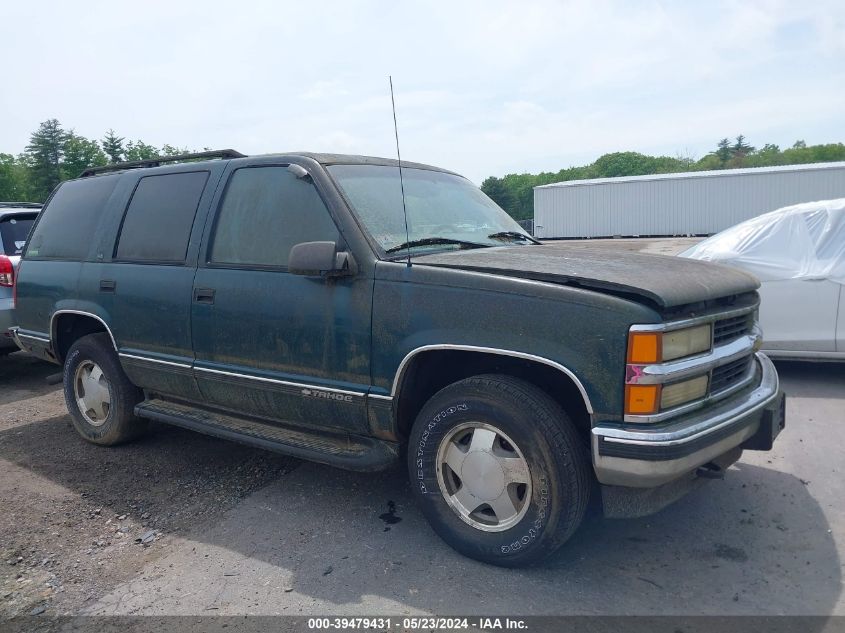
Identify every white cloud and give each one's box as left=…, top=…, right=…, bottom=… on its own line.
left=299, top=81, right=351, bottom=101
left=1, top=0, right=843, bottom=183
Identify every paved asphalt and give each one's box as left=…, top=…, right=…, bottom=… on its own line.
left=85, top=360, right=845, bottom=616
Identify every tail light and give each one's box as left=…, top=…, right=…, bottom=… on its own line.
left=0, top=255, right=13, bottom=287
left=12, top=259, right=21, bottom=308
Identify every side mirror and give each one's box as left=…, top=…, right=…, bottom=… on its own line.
left=288, top=241, right=356, bottom=277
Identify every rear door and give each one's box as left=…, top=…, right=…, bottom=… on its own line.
left=89, top=168, right=220, bottom=399
left=190, top=163, right=373, bottom=434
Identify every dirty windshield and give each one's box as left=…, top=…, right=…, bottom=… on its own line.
left=328, top=164, right=534, bottom=254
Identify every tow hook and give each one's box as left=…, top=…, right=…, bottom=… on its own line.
left=696, top=462, right=725, bottom=480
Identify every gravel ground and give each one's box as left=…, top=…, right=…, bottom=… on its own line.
left=0, top=352, right=297, bottom=618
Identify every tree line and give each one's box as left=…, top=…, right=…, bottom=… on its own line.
left=0, top=119, right=196, bottom=203
left=481, top=136, right=845, bottom=220
left=3, top=121, right=844, bottom=223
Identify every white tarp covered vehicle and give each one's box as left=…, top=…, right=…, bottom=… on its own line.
left=681, top=198, right=845, bottom=360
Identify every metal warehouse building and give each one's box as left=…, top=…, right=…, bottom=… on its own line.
left=533, top=161, right=845, bottom=239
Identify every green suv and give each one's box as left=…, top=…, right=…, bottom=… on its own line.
left=12, top=150, right=785, bottom=566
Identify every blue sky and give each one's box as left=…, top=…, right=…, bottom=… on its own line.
left=2, top=0, right=843, bottom=183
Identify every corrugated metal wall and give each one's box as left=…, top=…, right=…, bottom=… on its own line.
left=533, top=164, right=845, bottom=238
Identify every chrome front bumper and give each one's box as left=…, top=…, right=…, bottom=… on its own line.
left=592, top=352, right=782, bottom=487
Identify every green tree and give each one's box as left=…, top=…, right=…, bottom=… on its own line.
left=591, top=152, right=649, bottom=177
left=499, top=172, right=539, bottom=220
left=731, top=135, right=755, bottom=158
left=590, top=151, right=687, bottom=178
left=102, top=129, right=125, bottom=163
left=480, top=176, right=516, bottom=214
left=694, top=153, right=724, bottom=171
left=745, top=143, right=782, bottom=168
left=160, top=144, right=190, bottom=156
left=715, top=138, right=732, bottom=164
left=124, top=140, right=160, bottom=161
left=25, top=119, right=67, bottom=200
left=0, top=153, right=33, bottom=201
left=62, top=133, right=108, bottom=179
left=782, top=142, right=845, bottom=165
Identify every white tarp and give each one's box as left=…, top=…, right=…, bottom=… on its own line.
left=681, top=198, right=845, bottom=285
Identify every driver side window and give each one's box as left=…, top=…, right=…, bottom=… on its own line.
left=209, top=166, right=340, bottom=269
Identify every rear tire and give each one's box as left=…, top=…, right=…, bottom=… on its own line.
left=407, top=374, right=591, bottom=567
left=63, top=333, right=147, bottom=445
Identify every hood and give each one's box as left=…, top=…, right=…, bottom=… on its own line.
left=413, top=245, right=760, bottom=309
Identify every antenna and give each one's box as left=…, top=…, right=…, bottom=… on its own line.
left=389, top=76, right=412, bottom=267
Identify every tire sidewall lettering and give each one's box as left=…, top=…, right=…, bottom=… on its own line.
left=415, top=403, right=468, bottom=494
left=65, top=349, right=81, bottom=378
left=412, top=395, right=554, bottom=558
left=501, top=475, right=549, bottom=554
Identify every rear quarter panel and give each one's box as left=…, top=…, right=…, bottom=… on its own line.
left=14, top=259, right=83, bottom=338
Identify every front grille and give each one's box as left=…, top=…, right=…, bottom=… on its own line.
left=713, top=313, right=753, bottom=345
left=710, top=356, right=752, bottom=394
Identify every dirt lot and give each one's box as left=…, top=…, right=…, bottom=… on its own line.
left=1, top=238, right=844, bottom=621
left=0, top=352, right=296, bottom=618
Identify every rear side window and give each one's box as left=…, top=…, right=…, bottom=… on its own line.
left=26, top=176, right=120, bottom=260
left=209, top=166, right=339, bottom=268
left=115, top=171, right=209, bottom=263
left=0, top=214, right=37, bottom=255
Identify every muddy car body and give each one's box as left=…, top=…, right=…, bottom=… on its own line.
left=11, top=151, right=785, bottom=565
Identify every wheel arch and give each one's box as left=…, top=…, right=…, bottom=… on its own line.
left=392, top=345, right=594, bottom=439
left=51, top=310, right=117, bottom=364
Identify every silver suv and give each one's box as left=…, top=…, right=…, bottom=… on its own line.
left=0, top=203, right=41, bottom=354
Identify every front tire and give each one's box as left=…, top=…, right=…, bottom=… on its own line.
left=63, top=333, right=147, bottom=445
left=407, top=374, right=590, bottom=567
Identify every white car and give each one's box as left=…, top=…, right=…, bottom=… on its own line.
left=1, top=203, right=41, bottom=354
left=681, top=198, right=845, bottom=360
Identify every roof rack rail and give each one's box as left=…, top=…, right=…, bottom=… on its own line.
left=0, top=202, right=42, bottom=209
left=79, top=149, right=247, bottom=177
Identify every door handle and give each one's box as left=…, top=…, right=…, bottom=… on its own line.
left=193, top=287, right=216, bottom=304
left=99, top=279, right=116, bottom=293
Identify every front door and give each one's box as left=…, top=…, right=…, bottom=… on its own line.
left=190, top=164, right=372, bottom=434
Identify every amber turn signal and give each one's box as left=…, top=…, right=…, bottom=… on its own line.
left=625, top=384, right=661, bottom=415
left=627, top=332, right=660, bottom=364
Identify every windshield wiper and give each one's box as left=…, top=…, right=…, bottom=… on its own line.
left=385, top=237, right=490, bottom=254
left=487, top=231, right=540, bottom=244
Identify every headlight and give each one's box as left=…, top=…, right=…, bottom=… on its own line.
left=627, top=324, right=712, bottom=364
left=660, top=375, right=709, bottom=409
left=624, top=374, right=710, bottom=416
left=625, top=324, right=714, bottom=418
left=662, top=324, right=712, bottom=361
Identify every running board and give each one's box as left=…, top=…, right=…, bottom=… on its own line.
left=135, top=399, right=399, bottom=472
